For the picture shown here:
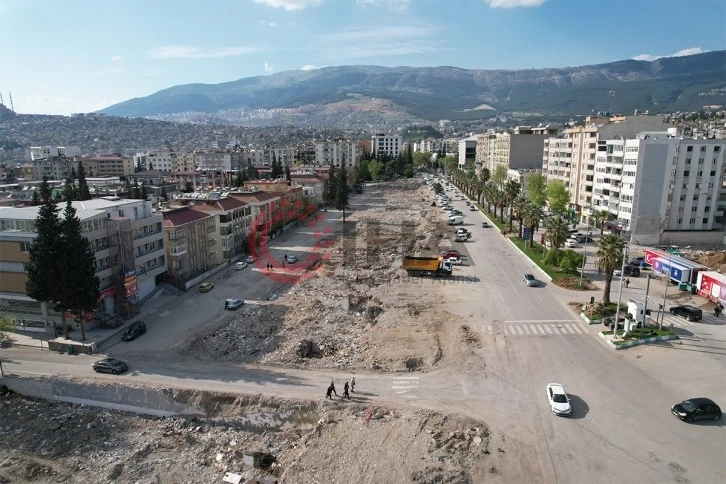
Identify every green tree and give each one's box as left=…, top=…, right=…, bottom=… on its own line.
left=184, top=181, right=194, bottom=193
left=595, top=234, right=626, bottom=304
left=545, top=215, right=570, bottom=250
left=31, top=190, right=40, bottom=206
left=135, top=160, right=144, bottom=172
left=525, top=172, right=548, bottom=208
left=479, top=167, right=491, bottom=186
left=559, top=250, right=584, bottom=273
left=504, top=179, right=521, bottom=231
left=133, top=181, right=141, bottom=199
left=285, top=164, right=291, bottom=181
left=412, top=151, right=431, bottom=170
left=0, top=307, right=13, bottom=341
left=593, top=209, right=612, bottom=236
left=367, top=160, right=382, bottom=181
left=76, top=161, right=91, bottom=200
left=147, top=161, right=154, bottom=170
left=546, top=180, right=570, bottom=215
left=59, top=198, right=100, bottom=342
left=491, top=165, right=508, bottom=190
left=25, top=178, right=66, bottom=336
left=522, top=203, right=544, bottom=247
left=246, top=162, right=259, bottom=180
left=326, top=164, right=337, bottom=203
left=334, top=165, right=348, bottom=210
left=433, top=182, right=443, bottom=195
left=140, top=185, right=148, bottom=200
left=512, top=195, right=529, bottom=239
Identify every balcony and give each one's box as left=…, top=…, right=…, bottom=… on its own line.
left=169, top=244, right=188, bottom=256
left=134, top=227, right=163, bottom=240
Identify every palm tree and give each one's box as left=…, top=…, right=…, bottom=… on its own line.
left=522, top=203, right=544, bottom=247
left=512, top=195, right=529, bottom=239
left=474, top=179, right=484, bottom=205
left=593, top=209, right=611, bottom=236
left=504, top=180, right=521, bottom=232
left=595, top=234, right=626, bottom=304
left=545, top=215, right=570, bottom=250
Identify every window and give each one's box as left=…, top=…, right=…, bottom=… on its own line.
left=686, top=146, right=693, bottom=152
left=692, top=206, right=698, bottom=212
left=685, top=158, right=691, bottom=164
left=19, top=241, right=31, bottom=252
left=693, top=195, right=699, bottom=201
left=715, top=146, right=721, bottom=152
left=703, top=218, right=709, bottom=224
left=683, top=170, right=689, bottom=177
left=689, top=218, right=696, bottom=224
left=698, top=158, right=704, bottom=164
left=680, top=195, right=687, bottom=201
left=711, top=171, right=716, bottom=176
left=677, top=218, right=683, bottom=224
left=705, top=206, right=710, bottom=212
left=697, top=171, right=702, bottom=177
left=700, top=146, right=707, bottom=152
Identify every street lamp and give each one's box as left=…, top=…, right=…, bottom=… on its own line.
left=579, top=237, right=588, bottom=288
left=612, top=245, right=628, bottom=340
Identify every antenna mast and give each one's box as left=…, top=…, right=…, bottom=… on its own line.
left=9, top=92, right=14, bottom=112
left=0, top=93, right=4, bottom=106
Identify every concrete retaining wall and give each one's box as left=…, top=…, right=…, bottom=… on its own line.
left=0, top=377, right=204, bottom=417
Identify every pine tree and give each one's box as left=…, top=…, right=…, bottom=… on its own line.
left=334, top=166, right=348, bottom=210
left=77, top=161, right=91, bottom=200
left=133, top=181, right=141, bottom=199
left=64, top=177, right=77, bottom=201
left=140, top=184, right=148, bottom=200
left=285, top=164, right=291, bottom=181
left=148, top=162, right=154, bottom=170
left=59, top=197, right=100, bottom=342
left=327, top=164, right=337, bottom=203
left=26, top=178, right=66, bottom=337
left=125, top=178, right=132, bottom=195
left=31, top=191, right=40, bottom=206
left=135, top=160, right=144, bottom=173
left=270, top=151, right=281, bottom=179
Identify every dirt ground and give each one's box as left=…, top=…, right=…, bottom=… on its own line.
left=0, top=180, right=529, bottom=483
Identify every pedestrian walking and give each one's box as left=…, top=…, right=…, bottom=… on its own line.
left=284, top=254, right=288, bottom=262
left=343, top=381, right=350, bottom=400
left=625, top=278, right=630, bottom=288
left=669, top=322, right=674, bottom=332
left=351, top=377, right=356, bottom=392
left=266, top=262, right=270, bottom=270
left=326, top=381, right=337, bottom=399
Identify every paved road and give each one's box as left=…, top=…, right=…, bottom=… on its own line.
left=3, top=181, right=726, bottom=483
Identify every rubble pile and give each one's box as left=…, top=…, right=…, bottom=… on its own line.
left=184, top=180, right=452, bottom=372
left=0, top=391, right=505, bottom=483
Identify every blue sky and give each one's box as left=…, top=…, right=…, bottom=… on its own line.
left=1, top=0, right=724, bottom=115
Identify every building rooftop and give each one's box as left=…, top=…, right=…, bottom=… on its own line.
left=162, top=206, right=214, bottom=227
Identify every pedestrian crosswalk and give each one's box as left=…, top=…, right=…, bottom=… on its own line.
left=482, top=321, right=586, bottom=337
left=392, top=375, right=420, bottom=398
left=659, top=312, right=722, bottom=328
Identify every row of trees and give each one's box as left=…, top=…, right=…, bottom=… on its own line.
left=25, top=178, right=100, bottom=340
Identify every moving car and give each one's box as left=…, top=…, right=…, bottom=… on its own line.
left=235, top=261, right=247, bottom=270
left=575, top=235, right=594, bottom=243
left=670, top=305, right=703, bottom=322
left=481, top=221, right=489, bottom=228
left=199, top=282, right=214, bottom=292
left=546, top=383, right=572, bottom=417
left=523, top=274, right=538, bottom=287
left=92, top=358, right=128, bottom=375
left=287, top=255, right=298, bottom=263
left=614, top=266, right=640, bottom=277
left=121, top=320, right=146, bottom=342
left=565, top=239, right=578, bottom=248
left=569, top=233, right=585, bottom=240
left=468, top=205, right=478, bottom=211
left=671, top=398, right=721, bottom=422
left=224, top=298, right=244, bottom=310
left=245, top=255, right=257, bottom=263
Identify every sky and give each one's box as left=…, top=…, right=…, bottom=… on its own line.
left=0, top=0, right=724, bottom=115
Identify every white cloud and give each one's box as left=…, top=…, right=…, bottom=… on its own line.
left=264, top=62, right=274, bottom=72
left=356, top=0, right=410, bottom=12
left=301, top=64, right=323, bottom=70
left=111, top=55, right=125, bottom=62
left=257, top=20, right=278, bottom=27
left=317, top=25, right=441, bottom=59
left=486, top=0, right=545, bottom=7
left=150, top=45, right=260, bottom=59
left=633, top=47, right=706, bottom=62
left=253, top=0, right=321, bottom=11
left=97, top=66, right=123, bottom=76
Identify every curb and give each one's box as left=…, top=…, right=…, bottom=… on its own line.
left=579, top=313, right=602, bottom=325
left=597, top=332, right=678, bottom=350
left=505, top=238, right=553, bottom=282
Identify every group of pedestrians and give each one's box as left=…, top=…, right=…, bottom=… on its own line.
left=325, top=377, right=355, bottom=400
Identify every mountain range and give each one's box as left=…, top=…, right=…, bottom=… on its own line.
left=101, top=51, right=726, bottom=127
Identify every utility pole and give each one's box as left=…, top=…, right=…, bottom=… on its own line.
left=642, top=274, right=652, bottom=332
left=579, top=238, right=588, bottom=288
left=659, top=252, right=673, bottom=330
left=612, top=245, right=628, bottom=339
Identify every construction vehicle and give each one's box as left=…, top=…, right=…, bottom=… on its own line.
left=402, top=256, right=453, bottom=277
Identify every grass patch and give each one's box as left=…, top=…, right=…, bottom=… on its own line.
left=508, top=236, right=596, bottom=290
left=585, top=302, right=618, bottom=320
left=603, top=328, right=675, bottom=340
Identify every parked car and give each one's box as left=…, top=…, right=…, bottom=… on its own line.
left=245, top=255, right=257, bottom=264
left=121, top=320, right=146, bottom=342
left=602, top=316, right=639, bottom=330
left=225, top=298, right=244, bottom=310
left=575, top=235, right=594, bottom=243
left=481, top=221, right=489, bottom=228
left=569, top=233, right=585, bottom=240
left=465, top=200, right=471, bottom=205
left=629, top=256, right=645, bottom=266
left=199, top=282, right=214, bottom=292
left=440, top=249, right=461, bottom=259
left=671, top=398, right=722, bottom=422
left=447, top=210, right=463, bottom=216
left=92, top=358, right=128, bottom=374
left=546, top=383, right=572, bottom=417
left=523, top=274, right=538, bottom=287
left=468, top=205, right=478, bottom=211
left=454, top=228, right=469, bottom=235
left=565, top=239, right=578, bottom=248
left=287, top=255, right=298, bottom=263
left=614, top=265, right=640, bottom=277
left=670, top=305, right=703, bottom=322
left=446, top=257, right=463, bottom=265
left=235, top=261, right=247, bottom=270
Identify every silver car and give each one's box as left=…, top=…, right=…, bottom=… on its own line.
left=524, top=274, right=538, bottom=287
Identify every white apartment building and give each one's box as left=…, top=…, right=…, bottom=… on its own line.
left=32, top=157, right=72, bottom=181
left=372, top=133, right=401, bottom=157
left=0, top=197, right=166, bottom=333
left=248, top=147, right=296, bottom=168
left=195, top=151, right=232, bottom=171
left=133, top=152, right=176, bottom=172
left=593, top=133, right=726, bottom=246
left=458, top=135, right=478, bottom=169
left=314, top=140, right=361, bottom=167
left=29, top=146, right=81, bottom=161
left=543, top=115, right=678, bottom=223
left=476, top=132, right=497, bottom=173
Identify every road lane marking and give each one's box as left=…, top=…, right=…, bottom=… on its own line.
left=544, top=325, right=552, bottom=334
left=516, top=326, right=524, bottom=335
left=551, top=326, right=561, bottom=334
left=159, top=310, right=170, bottom=317
left=524, top=325, right=531, bottom=334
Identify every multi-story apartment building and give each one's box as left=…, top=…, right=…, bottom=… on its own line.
left=248, top=147, right=296, bottom=169
left=314, top=139, right=361, bottom=167
left=162, top=207, right=216, bottom=284
left=0, top=197, right=166, bottom=332
left=291, top=174, right=326, bottom=208
left=133, top=152, right=176, bottom=172
left=475, top=132, right=497, bottom=173
left=543, top=115, right=677, bottom=223
left=195, top=151, right=232, bottom=171
left=32, top=156, right=72, bottom=181
left=176, top=152, right=197, bottom=172
left=372, top=133, right=401, bottom=157
left=593, top=133, right=726, bottom=246
left=458, top=135, right=478, bottom=170
left=73, top=154, right=134, bottom=177
left=493, top=126, right=556, bottom=173
left=29, top=146, right=81, bottom=161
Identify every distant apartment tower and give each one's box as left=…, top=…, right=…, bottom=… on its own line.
left=372, top=133, right=401, bottom=157
left=458, top=135, right=478, bottom=169
left=314, top=139, right=361, bottom=167
left=32, top=157, right=72, bottom=181
left=29, top=145, right=81, bottom=161
left=594, top=133, right=726, bottom=245
left=494, top=126, right=556, bottom=172
left=248, top=147, right=296, bottom=168
left=73, top=154, right=134, bottom=177
left=476, top=132, right=497, bottom=173
left=133, top=152, right=176, bottom=172
left=542, top=115, right=678, bottom=223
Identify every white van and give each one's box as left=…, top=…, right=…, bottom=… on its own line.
left=447, top=215, right=464, bottom=225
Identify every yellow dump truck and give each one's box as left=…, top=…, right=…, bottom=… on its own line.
left=402, top=256, right=453, bottom=277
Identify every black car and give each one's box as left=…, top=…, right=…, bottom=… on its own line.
left=622, top=265, right=640, bottom=277
left=671, top=398, right=722, bottom=422
left=670, top=305, right=703, bottom=322
left=121, top=320, right=146, bottom=341
left=575, top=235, right=594, bottom=243
left=92, top=358, right=128, bottom=374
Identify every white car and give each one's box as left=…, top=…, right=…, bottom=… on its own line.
left=245, top=255, right=257, bottom=264
left=446, top=257, right=463, bottom=265
left=523, top=274, right=538, bottom=287
left=546, top=383, right=572, bottom=417
left=565, top=239, right=578, bottom=248
left=235, top=261, right=247, bottom=270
